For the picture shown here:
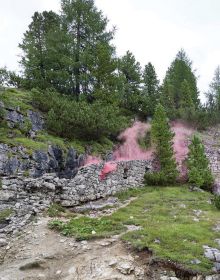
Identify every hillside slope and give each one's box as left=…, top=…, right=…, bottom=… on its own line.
left=0, top=88, right=112, bottom=177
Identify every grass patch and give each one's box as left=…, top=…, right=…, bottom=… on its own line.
left=49, top=216, right=125, bottom=241
left=0, top=209, right=13, bottom=223
left=50, top=186, right=220, bottom=273
left=115, top=187, right=147, bottom=202
left=47, top=203, right=77, bottom=219
left=0, top=88, right=32, bottom=112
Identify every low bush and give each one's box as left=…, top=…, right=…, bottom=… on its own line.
left=214, top=195, right=220, bottom=210
left=144, top=171, right=177, bottom=186
left=32, top=89, right=129, bottom=141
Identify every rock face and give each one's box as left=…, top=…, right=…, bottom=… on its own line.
left=0, top=143, right=83, bottom=178
left=0, top=100, right=84, bottom=178
left=0, top=160, right=150, bottom=235
left=27, top=110, right=44, bottom=131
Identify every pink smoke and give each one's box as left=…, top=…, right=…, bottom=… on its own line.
left=84, top=155, right=102, bottom=166
left=84, top=120, right=194, bottom=180
left=171, top=120, right=195, bottom=178
left=99, top=162, right=118, bottom=180
left=112, top=121, right=153, bottom=161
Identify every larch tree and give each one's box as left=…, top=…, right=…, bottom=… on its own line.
left=61, top=0, right=116, bottom=99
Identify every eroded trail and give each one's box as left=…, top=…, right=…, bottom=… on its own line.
left=0, top=216, right=170, bottom=280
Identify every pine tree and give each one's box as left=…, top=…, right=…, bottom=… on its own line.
left=206, top=66, right=220, bottom=110
left=178, top=79, right=195, bottom=120
left=187, top=135, right=213, bottom=191
left=142, top=62, right=160, bottom=116
left=118, top=51, right=142, bottom=114
left=161, top=49, right=199, bottom=117
left=145, top=104, right=178, bottom=185
left=160, top=79, right=176, bottom=119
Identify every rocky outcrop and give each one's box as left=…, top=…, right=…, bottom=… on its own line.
left=0, top=143, right=84, bottom=178
left=0, top=99, right=84, bottom=178
left=0, top=160, right=150, bottom=236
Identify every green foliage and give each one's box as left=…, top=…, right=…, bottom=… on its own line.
left=23, top=170, right=30, bottom=177
left=161, top=49, right=199, bottom=119
left=0, top=67, right=22, bottom=88
left=117, top=51, right=142, bottom=114
left=0, top=106, right=5, bottom=121
left=0, top=88, right=32, bottom=113
left=47, top=203, right=67, bottom=217
left=187, top=135, right=214, bottom=191
left=144, top=171, right=175, bottom=186
left=146, top=104, right=178, bottom=185
left=19, top=1, right=116, bottom=99
left=142, top=62, right=160, bottom=116
left=213, top=195, right=220, bottom=210
left=137, top=130, right=151, bottom=150
left=49, top=216, right=125, bottom=240
left=115, top=187, right=145, bottom=202
left=203, top=66, right=220, bottom=127
left=51, top=186, right=220, bottom=273
left=32, top=89, right=128, bottom=141
left=0, top=209, right=13, bottom=223
left=20, top=119, right=32, bottom=136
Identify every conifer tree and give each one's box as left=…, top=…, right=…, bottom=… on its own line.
left=117, top=51, right=142, bottom=114
left=61, top=0, right=116, bottom=99
left=161, top=49, right=199, bottom=118
left=187, top=135, right=213, bottom=191
left=145, top=104, right=178, bottom=185
left=206, top=66, right=220, bottom=111
left=179, top=79, right=195, bottom=120
left=19, top=11, right=63, bottom=90
left=142, top=62, right=160, bottom=116
left=19, top=0, right=116, bottom=98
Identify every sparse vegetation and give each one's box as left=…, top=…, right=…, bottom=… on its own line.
left=0, top=209, right=13, bottom=223
left=49, top=186, right=220, bottom=273
left=214, top=195, right=220, bottom=210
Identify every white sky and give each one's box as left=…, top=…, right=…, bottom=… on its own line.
left=1, top=0, right=220, bottom=99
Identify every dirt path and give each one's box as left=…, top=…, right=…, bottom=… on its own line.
left=0, top=216, right=172, bottom=280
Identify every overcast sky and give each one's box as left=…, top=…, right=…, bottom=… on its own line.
left=1, top=0, right=220, bottom=99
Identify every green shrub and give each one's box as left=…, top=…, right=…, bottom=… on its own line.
left=48, top=203, right=66, bottom=217
left=0, top=107, right=5, bottom=120
left=32, top=89, right=129, bottom=141
left=214, top=195, right=220, bottom=210
left=145, top=171, right=176, bottom=186
left=20, top=119, right=32, bottom=136
left=187, top=135, right=214, bottom=191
